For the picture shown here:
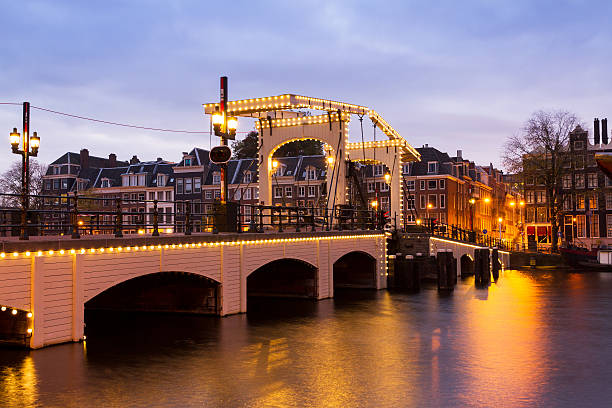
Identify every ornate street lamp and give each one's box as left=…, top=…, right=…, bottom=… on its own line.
left=9, top=102, right=40, bottom=240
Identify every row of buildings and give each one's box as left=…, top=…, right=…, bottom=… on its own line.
left=38, top=143, right=524, bottom=244
left=521, top=120, right=612, bottom=249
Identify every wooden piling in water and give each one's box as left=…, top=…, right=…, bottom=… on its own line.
left=474, top=248, right=490, bottom=288
left=491, top=248, right=499, bottom=282
left=437, top=250, right=455, bottom=292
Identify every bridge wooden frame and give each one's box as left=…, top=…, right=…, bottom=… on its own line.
left=204, top=94, right=421, bottom=225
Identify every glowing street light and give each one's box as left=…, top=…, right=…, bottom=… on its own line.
left=326, top=156, right=334, bottom=166
left=9, top=102, right=40, bottom=240
left=272, top=160, right=279, bottom=169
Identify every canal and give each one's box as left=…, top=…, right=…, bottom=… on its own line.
left=2, top=269, right=612, bottom=407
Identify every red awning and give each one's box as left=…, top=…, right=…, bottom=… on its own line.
left=537, top=226, right=548, bottom=236
left=527, top=226, right=535, bottom=235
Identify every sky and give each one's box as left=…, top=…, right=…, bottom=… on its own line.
left=1, top=0, right=611, bottom=174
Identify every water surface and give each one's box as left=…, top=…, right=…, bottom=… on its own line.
left=2, top=269, right=612, bottom=407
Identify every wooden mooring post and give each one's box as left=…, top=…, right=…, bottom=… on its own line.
left=474, top=248, right=490, bottom=288
left=491, top=248, right=500, bottom=282
left=437, top=250, right=455, bottom=292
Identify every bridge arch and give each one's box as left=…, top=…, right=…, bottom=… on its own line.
left=333, top=251, right=378, bottom=289
left=258, top=119, right=347, bottom=211
left=246, top=258, right=318, bottom=300
left=85, top=271, right=221, bottom=314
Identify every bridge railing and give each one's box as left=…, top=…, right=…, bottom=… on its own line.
left=406, top=219, right=512, bottom=251
left=0, top=193, right=383, bottom=239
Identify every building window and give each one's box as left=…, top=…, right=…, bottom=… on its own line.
left=402, top=163, right=411, bottom=174
left=406, top=195, right=415, bottom=209
left=308, top=186, right=316, bottom=197
left=214, top=190, right=221, bottom=199
left=439, top=179, right=445, bottom=189
left=607, top=215, right=612, bottom=238
left=380, top=196, right=389, bottom=211
left=575, top=155, right=585, bottom=169
left=575, top=174, right=585, bottom=189
left=562, top=174, right=571, bottom=189
left=274, top=187, right=283, bottom=198
left=420, top=195, right=426, bottom=209
left=61, top=179, right=68, bottom=189
left=254, top=188, right=259, bottom=199
left=428, top=194, right=437, bottom=208
left=298, top=186, right=305, bottom=197
left=368, top=182, right=375, bottom=193
left=427, top=162, right=438, bottom=174
left=157, top=175, right=165, bottom=187
left=536, top=207, right=547, bottom=223
left=563, top=195, right=572, bottom=210
left=374, top=165, right=384, bottom=176
left=244, top=172, right=252, bottom=183
left=587, top=173, right=598, bottom=188
left=588, top=194, right=598, bottom=211
left=576, top=214, right=586, bottom=238
left=574, top=140, right=585, bottom=150
left=194, top=177, right=201, bottom=193
left=428, top=180, right=437, bottom=190
left=380, top=182, right=389, bottom=192
left=177, top=178, right=183, bottom=194
left=439, top=194, right=446, bottom=209
left=157, top=191, right=163, bottom=200
left=53, top=166, right=60, bottom=175
left=576, top=194, right=585, bottom=210
left=535, top=191, right=546, bottom=203
left=205, top=190, right=212, bottom=199
left=213, top=174, right=221, bottom=185
left=420, top=180, right=426, bottom=190
left=244, top=188, right=251, bottom=200
left=234, top=189, right=242, bottom=201
left=406, top=180, right=415, bottom=190
left=185, top=178, right=192, bottom=194
left=184, top=158, right=191, bottom=166
left=285, top=186, right=292, bottom=198
left=606, top=192, right=612, bottom=210
left=306, top=168, right=316, bottom=180
left=591, top=214, right=600, bottom=238
left=101, top=179, right=109, bottom=188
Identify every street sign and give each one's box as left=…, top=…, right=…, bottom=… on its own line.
left=210, top=145, right=232, bottom=164
left=482, top=229, right=488, bottom=235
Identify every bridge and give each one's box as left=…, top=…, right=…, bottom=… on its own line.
left=0, top=230, right=386, bottom=348
left=1, top=90, right=509, bottom=349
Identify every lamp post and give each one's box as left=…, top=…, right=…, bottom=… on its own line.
left=10, top=102, right=40, bottom=240
left=211, top=77, right=238, bottom=203
left=498, top=216, right=503, bottom=242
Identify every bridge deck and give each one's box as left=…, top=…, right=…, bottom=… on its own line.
left=0, top=229, right=383, bottom=254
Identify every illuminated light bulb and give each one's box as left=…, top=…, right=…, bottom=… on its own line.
left=49, top=250, right=54, bottom=255
left=89, top=248, right=95, bottom=254
left=0, top=253, right=4, bottom=258
left=11, top=309, right=17, bottom=315
left=37, top=251, right=43, bottom=256
left=80, top=249, right=85, bottom=254
left=27, top=312, right=32, bottom=318
left=126, top=246, right=131, bottom=251
left=70, top=249, right=75, bottom=254
left=118, top=246, right=123, bottom=251
left=134, top=246, right=139, bottom=251
left=109, top=247, right=114, bottom=252
left=25, top=251, right=30, bottom=257
left=12, top=252, right=18, bottom=257
left=27, top=328, right=32, bottom=334
left=1, top=307, right=5, bottom=311
left=59, top=249, right=65, bottom=255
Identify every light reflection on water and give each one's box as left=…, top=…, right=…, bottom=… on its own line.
left=2, top=269, right=612, bottom=407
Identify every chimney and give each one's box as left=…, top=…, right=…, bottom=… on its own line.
left=130, top=155, right=140, bottom=165
left=108, top=153, right=117, bottom=167
left=594, top=118, right=600, bottom=145
left=157, top=157, right=163, bottom=162
left=80, top=148, right=90, bottom=169
left=457, top=150, right=462, bottom=159
left=602, top=118, right=608, bottom=145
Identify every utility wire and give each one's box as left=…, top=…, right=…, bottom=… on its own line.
left=0, top=102, right=250, bottom=134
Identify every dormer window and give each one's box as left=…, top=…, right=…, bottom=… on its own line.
left=52, top=166, right=60, bottom=175
left=374, top=165, right=384, bottom=176
left=157, top=174, right=165, bottom=187
left=184, top=158, right=191, bottom=166
left=304, top=166, right=317, bottom=180
left=244, top=171, right=252, bottom=183
left=213, top=173, right=221, bottom=185
left=101, top=179, right=110, bottom=188
left=427, top=162, right=438, bottom=174
left=274, top=165, right=286, bottom=177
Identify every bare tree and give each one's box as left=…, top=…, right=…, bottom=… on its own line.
left=0, top=159, right=48, bottom=208
left=503, top=110, right=581, bottom=251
